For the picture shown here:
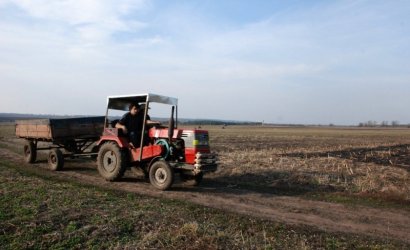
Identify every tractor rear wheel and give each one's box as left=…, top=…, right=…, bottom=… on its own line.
left=97, top=142, right=127, bottom=181
left=48, top=148, right=64, bottom=171
left=23, top=140, right=37, bottom=163
left=149, top=160, right=174, bottom=190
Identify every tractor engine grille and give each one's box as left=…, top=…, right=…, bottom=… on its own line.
left=194, top=152, right=218, bottom=172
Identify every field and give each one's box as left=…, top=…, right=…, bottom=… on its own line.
left=1, top=124, right=409, bottom=249
left=209, top=126, right=410, bottom=202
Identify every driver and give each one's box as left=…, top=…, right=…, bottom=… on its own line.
left=115, top=102, right=159, bottom=148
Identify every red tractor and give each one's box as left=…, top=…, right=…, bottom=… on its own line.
left=96, top=93, right=217, bottom=190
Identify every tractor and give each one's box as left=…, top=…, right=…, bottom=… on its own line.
left=96, top=93, right=217, bottom=190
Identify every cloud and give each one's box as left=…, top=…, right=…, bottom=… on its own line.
left=4, top=0, right=148, bottom=44
left=0, top=1, right=409, bottom=124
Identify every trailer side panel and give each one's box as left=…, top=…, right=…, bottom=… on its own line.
left=16, top=117, right=105, bottom=140
left=15, top=119, right=53, bottom=140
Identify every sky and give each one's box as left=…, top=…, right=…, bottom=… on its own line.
left=0, top=0, right=409, bottom=125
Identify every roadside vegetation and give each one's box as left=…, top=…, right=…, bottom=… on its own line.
left=0, top=159, right=406, bottom=249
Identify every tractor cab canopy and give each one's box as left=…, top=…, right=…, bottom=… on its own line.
left=107, top=93, right=178, bottom=111
left=102, top=93, right=179, bottom=165
left=104, top=93, right=178, bottom=131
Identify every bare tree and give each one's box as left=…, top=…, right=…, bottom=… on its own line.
left=391, top=121, right=400, bottom=127
left=366, top=120, right=377, bottom=127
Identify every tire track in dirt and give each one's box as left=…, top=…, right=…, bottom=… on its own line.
left=1, top=147, right=409, bottom=243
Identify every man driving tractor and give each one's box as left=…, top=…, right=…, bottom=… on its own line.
left=94, top=93, right=218, bottom=190
left=115, top=102, right=159, bottom=148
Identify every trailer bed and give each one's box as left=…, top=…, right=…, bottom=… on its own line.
left=16, top=116, right=105, bottom=141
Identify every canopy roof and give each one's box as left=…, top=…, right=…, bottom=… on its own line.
left=106, top=93, right=178, bottom=111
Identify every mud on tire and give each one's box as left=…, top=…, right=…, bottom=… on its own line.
left=97, top=142, right=127, bottom=181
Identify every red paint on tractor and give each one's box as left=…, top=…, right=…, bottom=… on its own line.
left=184, top=148, right=211, bottom=164
left=148, top=127, right=182, bottom=139
left=130, top=145, right=163, bottom=162
left=97, top=128, right=129, bottom=148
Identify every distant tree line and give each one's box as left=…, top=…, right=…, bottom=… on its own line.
left=358, top=120, right=403, bottom=127
left=180, top=120, right=261, bottom=126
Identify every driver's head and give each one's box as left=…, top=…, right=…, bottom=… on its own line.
left=129, top=102, right=140, bottom=116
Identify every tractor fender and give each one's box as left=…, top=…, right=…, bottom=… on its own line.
left=148, top=156, right=165, bottom=170
left=97, top=135, right=128, bottom=148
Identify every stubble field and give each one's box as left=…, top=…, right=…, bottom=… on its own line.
left=1, top=124, right=409, bottom=249
left=208, top=126, right=410, bottom=203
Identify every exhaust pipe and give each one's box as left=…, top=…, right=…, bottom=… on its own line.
left=168, top=106, right=175, bottom=142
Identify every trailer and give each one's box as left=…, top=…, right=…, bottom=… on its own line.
left=15, top=116, right=105, bottom=170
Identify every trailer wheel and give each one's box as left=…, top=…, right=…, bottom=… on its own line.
left=48, top=149, right=64, bottom=171
left=97, top=142, right=127, bottom=181
left=23, top=140, right=37, bottom=163
left=149, top=160, right=174, bottom=190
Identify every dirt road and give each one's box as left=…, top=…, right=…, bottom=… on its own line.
left=1, top=147, right=409, bottom=244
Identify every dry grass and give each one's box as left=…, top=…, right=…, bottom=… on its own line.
left=206, top=126, right=410, bottom=202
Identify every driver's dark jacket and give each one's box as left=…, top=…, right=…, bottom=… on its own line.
left=118, top=112, right=150, bottom=145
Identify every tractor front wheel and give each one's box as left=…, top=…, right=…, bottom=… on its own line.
left=97, top=142, right=127, bottom=181
left=149, top=160, right=174, bottom=190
